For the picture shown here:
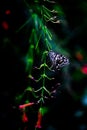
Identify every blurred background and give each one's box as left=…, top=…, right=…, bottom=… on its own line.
left=0, top=0, right=87, bottom=130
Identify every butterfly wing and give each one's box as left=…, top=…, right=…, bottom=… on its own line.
left=48, top=50, right=69, bottom=70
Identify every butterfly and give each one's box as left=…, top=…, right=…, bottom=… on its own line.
left=48, top=50, right=69, bottom=70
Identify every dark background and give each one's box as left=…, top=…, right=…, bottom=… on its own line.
left=0, top=0, right=87, bottom=130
